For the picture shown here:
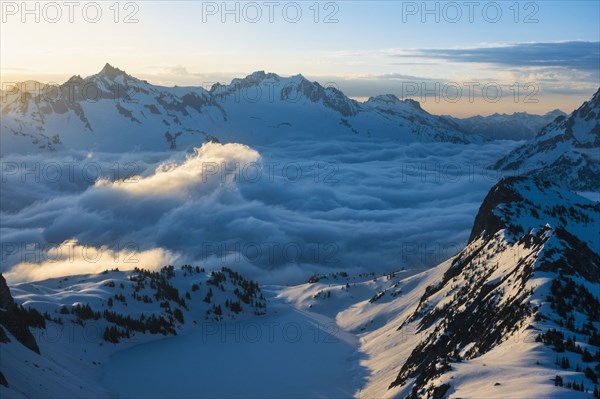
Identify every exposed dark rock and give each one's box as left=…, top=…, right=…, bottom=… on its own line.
left=0, top=274, right=40, bottom=354
left=0, top=371, right=8, bottom=387
left=468, top=177, right=524, bottom=242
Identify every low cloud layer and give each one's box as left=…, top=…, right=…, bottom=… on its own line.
left=1, top=140, right=519, bottom=284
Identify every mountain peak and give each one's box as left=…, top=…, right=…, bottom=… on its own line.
left=403, top=98, right=422, bottom=110
left=367, top=94, right=400, bottom=104
left=544, top=108, right=566, bottom=117
left=246, top=70, right=266, bottom=81
left=224, top=71, right=281, bottom=89
left=366, top=95, right=423, bottom=111
left=590, top=86, right=600, bottom=105
left=65, top=74, right=84, bottom=84
left=494, top=87, right=600, bottom=191
left=240, top=70, right=281, bottom=84
left=97, top=63, right=128, bottom=80
left=100, top=62, right=118, bottom=72
left=291, top=73, right=308, bottom=81
left=469, top=176, right=598, bottom=247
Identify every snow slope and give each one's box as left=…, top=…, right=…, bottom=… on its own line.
left=272, top=176, right=599, bottom=399
left=0, top=274, right=109, bottom=398
left=1, top=266, right=266, bottom=398
left=359, top=176, right=599, bottom=398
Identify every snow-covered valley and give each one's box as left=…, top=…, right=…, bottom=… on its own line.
left=101, top=286, right=364, bottom=399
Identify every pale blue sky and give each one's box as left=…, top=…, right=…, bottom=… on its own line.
left=1, top=1, right=599, bottom=115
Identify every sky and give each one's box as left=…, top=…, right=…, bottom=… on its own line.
left=1, top=0, right=599, bottom=116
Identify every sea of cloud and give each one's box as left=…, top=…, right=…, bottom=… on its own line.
left=0, top=138, right=520, bottom=284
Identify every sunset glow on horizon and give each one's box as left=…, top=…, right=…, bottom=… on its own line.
left=2, top=1, right=598, bottom=116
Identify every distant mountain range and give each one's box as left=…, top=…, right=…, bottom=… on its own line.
left=495, top=88, right=600, bottom=192
left=446, top=109, right=567, bottom=140
left=0, top=64, right=484, bottom=154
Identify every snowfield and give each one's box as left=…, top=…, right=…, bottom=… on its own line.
left=102, top=287, right=365, bottom=399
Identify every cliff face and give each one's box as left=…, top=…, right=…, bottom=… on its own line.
left=468, top=177, right=523, bottom=243
left=0, top=274, right=40, bottom=354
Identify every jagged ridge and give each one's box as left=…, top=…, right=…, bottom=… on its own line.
left=388, top=176, right=599, bottom=398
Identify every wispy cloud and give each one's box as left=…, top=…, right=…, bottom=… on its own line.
left=393, top=41, right=600, bottom=72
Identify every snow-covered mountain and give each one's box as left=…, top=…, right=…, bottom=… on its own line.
left=0, top=64, right=483, bottom=154
left=355, top=176, right=599, bottom=398
left=280, top=176, right=599, bottom=398
left=0, top=64, right=226, bottom=154
left=494, top=88, right=600, bottom=192
left=4, top=175, right=597, bottom=399
left=446, top=109, right=566, bottom=140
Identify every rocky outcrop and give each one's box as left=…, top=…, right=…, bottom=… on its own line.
left=0, top=274, right=40, bottom=354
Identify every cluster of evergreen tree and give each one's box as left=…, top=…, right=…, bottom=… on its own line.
left=100, top=309, right=177, bottom=342
left=206, top=271, right=227, bottom=289
left=535, top=273, right=600, bottom=394
left=307, top=271, right=351, bottom=284
left=203, top=288, right=213, bottom=304
left=548, top=278, right=600, bottom=325
left=225, top=299, right=242, bottom=314
left=181, top=264, right=205, bottom=275
left=103, top=325, right=129, bottom=343
left=46, top=265, right=268, bottom=344
left=539, top=329, right=600, bottom=390
left=204, top=267, right=266, bottom=313
left=554, top=374, right=593, bottom=393
left=173, top=308, right=184, bottom=324
left=14, top=305, right=47, bottom=329
left=128, top=267, right=187, bottom=308
left=114, top=293, right=126, bottom=303
left=71, top=304, right=101, bottom=321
